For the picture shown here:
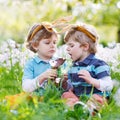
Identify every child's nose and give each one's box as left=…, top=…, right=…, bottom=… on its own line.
left=50, top=43, right=55, bottom=47
left=66, top=47, right=70, bottom=51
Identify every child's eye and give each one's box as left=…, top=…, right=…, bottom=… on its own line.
left=45, top=42, right=50, bottom=44
left=67, top=43, right=74, bottom=48
left=69, top=44, right=74, bottom=47
left=53, top=41, right=57, bottom=44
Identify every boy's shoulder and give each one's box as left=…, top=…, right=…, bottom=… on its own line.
left=25, top=56, right=37, bottom=66
left=91, top=56, right=108, bottom=67
left=26, top=56, right=35, bottom=62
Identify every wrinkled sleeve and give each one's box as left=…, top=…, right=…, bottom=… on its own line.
left=94, top=61, right=113, bottom=91
left=22, top=60, right=40, bottom=92
left=98, top=76, right=113, bottom=91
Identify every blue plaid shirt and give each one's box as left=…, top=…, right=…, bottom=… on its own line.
left=68, top=54, right=111, bottom=97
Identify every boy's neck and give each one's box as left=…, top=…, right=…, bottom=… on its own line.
left=77, top=52, right=90, bottom=62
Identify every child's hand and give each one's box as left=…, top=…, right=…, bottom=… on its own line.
left=78, top=70, right=93, bottom=84
left=78, top=70, right=100, bottom=88
left=41, top=69, right=57, bottom=80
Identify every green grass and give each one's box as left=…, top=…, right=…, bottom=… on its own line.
left=0, top=62, right=23, bottom=98
left=0, top=62, right=120, bottom=120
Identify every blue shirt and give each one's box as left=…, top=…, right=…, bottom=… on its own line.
left=68, top=54, right=111, bottom=97
left=22, top=56, right=52, bottom=81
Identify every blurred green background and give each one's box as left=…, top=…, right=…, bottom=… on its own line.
left=0, top=0, right=120, bottom=45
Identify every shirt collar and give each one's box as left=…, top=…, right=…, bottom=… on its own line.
left=33, top=56, right=53, bottom=64
left=74, top=53, right=95, bottom=66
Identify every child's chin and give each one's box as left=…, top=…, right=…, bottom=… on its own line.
left=73, top=58, right=78, bottom=62
left=48, top=54, right=54, bottom=58
left=72, top=58, right=76, bottom=61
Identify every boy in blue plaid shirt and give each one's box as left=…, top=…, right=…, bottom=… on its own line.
left=62, top=23, right=113, bottom=114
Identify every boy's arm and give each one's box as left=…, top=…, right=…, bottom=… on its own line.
left=22, top=60, right=37, bottom=92
left=22, top=78, right=40, bottom=93
left=98, top=76, right=113, bottom=91
left=22, top=69, right=57, bottom=92
left=78, top=70, right=113, bottom=91
left=22, top=74, right=49, bottom=93
left=86, top=76, right=113, bottom=91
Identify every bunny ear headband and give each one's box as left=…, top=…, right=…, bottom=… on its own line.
left=62, top=23, right=99, bottom=43
left=75, top=25, right=98, bottom=42
left=28, top=16, right=73, bottom=42
left=28, top=16, right=98, bottom=42
left=52, top=17, right=98, bottom=42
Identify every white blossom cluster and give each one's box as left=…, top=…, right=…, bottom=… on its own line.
left=96, top=43, right=120, bottom=73
left=0, top=39, right=34, bottom=68
left=113, top=79, right=120, bottom=106
left=114, top=88, right=120, bottom=106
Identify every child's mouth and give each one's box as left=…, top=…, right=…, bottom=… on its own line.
left=49, top=50, right=55, bottom=53
left=69, top=53, right=72, bottom=58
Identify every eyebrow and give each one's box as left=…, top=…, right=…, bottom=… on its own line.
left=43, top=38, right=57, bottom=42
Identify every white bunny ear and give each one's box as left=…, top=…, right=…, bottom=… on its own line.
left=52, top=16, right=73, bottom=27
left=41, top=22, right=53, bottom=32
left=39, top=16, right=73, bottom=34
left=50, top=16, right=73, bottom=33
left=56, top=24, right=74, bottom=34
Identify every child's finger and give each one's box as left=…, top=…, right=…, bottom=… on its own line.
left=49, top=76, right=56, bottom=80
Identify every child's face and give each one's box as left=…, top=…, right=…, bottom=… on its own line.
left=36, top=34, right=57, bottom=60
left=66, top=39, right=87, bottom=62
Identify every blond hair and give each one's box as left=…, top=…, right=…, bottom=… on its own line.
left=64, top=23, right=99, bottom=53
left=26, top=23, right=57, bottom=53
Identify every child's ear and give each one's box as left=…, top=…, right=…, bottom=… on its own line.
left=31, top=42, right=38, bottom=51
left=83, top=43, right=89, bottom=51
